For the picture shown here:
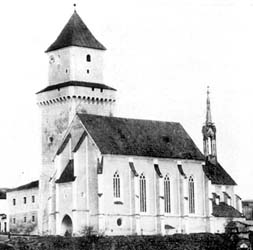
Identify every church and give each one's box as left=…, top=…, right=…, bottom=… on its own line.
left=10, top=9, right=243, bottom=236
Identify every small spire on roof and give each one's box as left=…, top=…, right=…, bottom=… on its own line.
left=206, top=85, right=212, bottom=124
left=73, top=3, right=77, bottom=11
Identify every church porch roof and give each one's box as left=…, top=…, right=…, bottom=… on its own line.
left=212, top=202, right=243, bottom=218
left=55, top=160, right=76, bottom=184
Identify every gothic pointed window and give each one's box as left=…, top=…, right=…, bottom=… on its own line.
left=113, top=171, right=120, bottom=198
left=164, top=175, right=171, bottom=213
left=140, top=173, right=147, bottom=212
left=189, top=176, right=195, bottom=214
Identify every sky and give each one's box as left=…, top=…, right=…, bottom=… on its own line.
left=0, top=0, right=252, bottom=199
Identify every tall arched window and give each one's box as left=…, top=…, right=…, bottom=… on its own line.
left=140, top=173, right=147, bottom=212
left=189, top=176, right=195, bottom=214
left=113, top=171, right=120, bottom=198
left=86, top=54, right=91, bottom=62
left=164, top=175, right=171, bottom=213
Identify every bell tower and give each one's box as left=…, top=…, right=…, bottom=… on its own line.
left=202, top=87, right=217, bottom=163
left=36, top=9, right=116, bottom=234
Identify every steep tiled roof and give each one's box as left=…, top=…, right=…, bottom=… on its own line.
left=46, top=11, right=106, bottom=52
left=212, top=202, right=243, bottom=218
left=55, top=160, right=76, bottom=184
left=203, top=160, right=236, bottom=186
left=0, top=189, right=8, bottom=199
left=77, top=114, right=204, bottom=160
left=8, top=180, right=39, bottom=192
left=36, top=81, right=116, bottom=94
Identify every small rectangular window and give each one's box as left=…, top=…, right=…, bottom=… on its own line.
left=24, top=217, right=26, bottom=223
left=13, top=218, right=16, bottom=224
left=24, top=197, right=27, bottom=204
left=32, top=196, right=35, bottom=203
left=13, top=199, right=16, bottom=206
left=32, top=216, right=35, bottom=222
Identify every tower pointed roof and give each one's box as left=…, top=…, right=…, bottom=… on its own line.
left=206, top=86, right=212, bottom=124
left=46, top=10, right=106, bottom=52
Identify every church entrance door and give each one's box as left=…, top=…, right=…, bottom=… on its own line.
left=61, top=215, right=73, bottom=236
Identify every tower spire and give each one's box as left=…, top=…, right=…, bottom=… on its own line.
left=206, top=86, right=212, bottom=125
left=202, top=86, right=217, bottom=163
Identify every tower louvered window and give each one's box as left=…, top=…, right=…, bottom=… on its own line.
left=140, top=173, right=147, bottom=212
left=113, top=171, right=120, bottom=198
left=189, top=176, right=195, bottom=214
left=164, top=175, right=171, bottom=213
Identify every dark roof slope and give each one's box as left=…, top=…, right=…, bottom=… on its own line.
left=0, top=188, right=9, bottom=199
left=212, top=202, right=243, bottom=218
left=203, top=160, right=236, bottom=185
left=55, top=160, right=76, bottom=184
left=46, top=11, right=106, bottom=52
left=36, top=81, right=116, bottom=94
left=9, top=180, right=39, bottom=192
left=77, top=114, right=204, bottom=160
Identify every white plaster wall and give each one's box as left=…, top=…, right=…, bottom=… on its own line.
left=71, top=47, right=104, bottom=84
left=48, top=48, right=71, bottom=85
left=214, top=184, right=236, bottom=207
left=181, top=160, right=206, bottom=217
left=7, top=188, right=39, bottom=215
left=47, top=46, right=104, bottom=85
left=56, top=182, right=73, bottom=235
left=7, top=188, right=39, bottom=234
left=98, top=155, right=207, bottom=235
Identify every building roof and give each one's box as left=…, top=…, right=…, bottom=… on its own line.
left=36, top=81, right=116, bottom=94
left=55, top=160, right=76, bottom=184
left=77, top=114, right=204, bottom=160
left=46, top=11, right=106, bottom=52
left=203, top=160, right=236, bottom=186
left=212, top=202, right=243, bottom=218
left=8, top=180, right=39, bottom=192
left=0, top=189, right=8, bottom=199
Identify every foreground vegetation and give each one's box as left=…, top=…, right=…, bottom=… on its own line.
left=3, top=233, right=240, bottom=250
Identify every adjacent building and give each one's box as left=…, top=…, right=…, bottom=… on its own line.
left=242, top=200, right=253, bottom=221
left=7, top=181, right=39, bottom=234
left=0, top=189, right=8, bottom=233
left=34, top=10, right=244, bottom=236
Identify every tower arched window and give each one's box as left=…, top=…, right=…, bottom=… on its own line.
left=164, top=175, right=171, bottom=213
left=140, top=173, right=147, bottom=212
left=189, top=176, right=195, bottom=214
left=86, top=54, right=91, bottom=62
left=113, top=171, right=120, bottom=198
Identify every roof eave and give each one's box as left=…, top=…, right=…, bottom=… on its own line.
left=45, top=44, right=106, bottom=53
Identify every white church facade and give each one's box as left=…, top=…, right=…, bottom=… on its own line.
left=7, top=10, right=244, bottom=236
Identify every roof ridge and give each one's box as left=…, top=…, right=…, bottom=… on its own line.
left=77, top=113, right=181, bottom=125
